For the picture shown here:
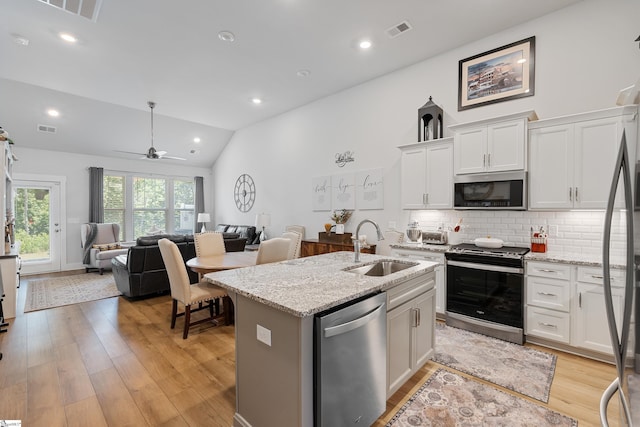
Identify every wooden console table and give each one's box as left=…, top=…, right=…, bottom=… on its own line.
left=300, top=239, right=376, bottom=257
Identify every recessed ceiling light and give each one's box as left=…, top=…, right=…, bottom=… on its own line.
left=251, top=98, right=262, bottom=105
left=59, top=32, right=78, bottom=43
left=296, top=69, right=311, bottom=78
left=359, top=40, right=372, bottom=49
left=193, top=137, right=201, bottom=143
left=218, top=31, right=235, bottom=42
left=47, top=109, right=60, bottom=117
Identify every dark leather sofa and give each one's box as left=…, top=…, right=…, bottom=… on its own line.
left=215, top=224, right=259, bottom=244
left=112, top=230, right=252, bottom=298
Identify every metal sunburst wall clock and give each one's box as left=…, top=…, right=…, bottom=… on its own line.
left=234, top=173, right=256, bottom=212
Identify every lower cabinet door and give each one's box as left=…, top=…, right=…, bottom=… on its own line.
left=386, top=287, right=436, bottom=398
left=413, top=288, right=436, bottom=368
left=387, top=301, right=413, bottom=397
left=574, top=283, right=625, bottom=354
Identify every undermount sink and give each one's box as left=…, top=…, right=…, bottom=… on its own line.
left=344, top=260, right=418, bottom=277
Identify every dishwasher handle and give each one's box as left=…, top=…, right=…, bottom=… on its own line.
left=324, top=303, right=386, bottom=338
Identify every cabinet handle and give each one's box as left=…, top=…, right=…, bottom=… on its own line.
left=425, top=193, right=429, bottom=204
left=539, top=269, right=558, bottom=273
left=575, top=187, right=579, bottom=201
left=483, top=154, right=486, bottom=167
left=539, top=322, right=557, bottom=329
left=411, top=308, right=420, bottom=327
left=537, top=291, right=557, bottom=296
left=591, top=274, right=604, bottom=279
left=487, top=153, right=491, bottom=167
left=579, top=292, right=582, bottom=308
left=569, top=187, right=573, bottom=201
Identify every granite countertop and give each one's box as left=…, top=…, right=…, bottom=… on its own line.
left=390, top=242, right=451, bottom=253
left=525, top=251, right=627, bottom=269
left=203, top=251, right=437, bottom=317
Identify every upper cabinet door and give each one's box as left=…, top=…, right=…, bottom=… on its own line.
left=425, top=141, right=453, bottom=209
left=529, top=124, right=574, bottom=210
left=486, top=119, right=525, bottom=172
left=453, top=127, right=487, bottom=174
left=573, top=117, right=623, bottom=209
left=400, top=145, right=428, bottom=209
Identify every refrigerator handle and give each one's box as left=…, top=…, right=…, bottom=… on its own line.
left=600, top=129, right=634, bottom=426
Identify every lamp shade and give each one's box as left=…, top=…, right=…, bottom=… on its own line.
left=197, top=213, right=210, bottom=223
left=255, top=213, right=271, bottom=228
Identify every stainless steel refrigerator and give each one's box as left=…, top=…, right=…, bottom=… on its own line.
left=601, top=128, right=639, bottom=426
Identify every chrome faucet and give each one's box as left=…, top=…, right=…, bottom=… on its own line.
left=353, top=219, right=384, bottom=263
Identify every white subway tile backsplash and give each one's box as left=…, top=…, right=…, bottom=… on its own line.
left=410, top=209, right=626, bottom=258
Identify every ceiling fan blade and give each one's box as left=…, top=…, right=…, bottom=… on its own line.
left=159, top=155, right=186, bottom=161
left=114, top=150, right=146, bottom=156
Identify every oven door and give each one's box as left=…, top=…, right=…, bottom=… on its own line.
left=446, top=260, right=523, bottom=328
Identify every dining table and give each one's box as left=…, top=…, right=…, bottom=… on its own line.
left=186, top=251, right=258, bottom=324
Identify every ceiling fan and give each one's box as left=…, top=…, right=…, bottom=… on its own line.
left=115, top=101, right=185, bottom=160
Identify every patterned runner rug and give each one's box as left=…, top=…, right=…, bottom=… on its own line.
left=386, top=368, right=577, bottom=427
left=434, top=323, right=556, bottom=402
left=24, top=273, right=121, bottom=313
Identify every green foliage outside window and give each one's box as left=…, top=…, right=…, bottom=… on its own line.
left=14, top=188, right=50, bottom=258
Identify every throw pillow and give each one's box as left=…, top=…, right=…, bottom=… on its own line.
left=92, top=243, right=122, bottom=251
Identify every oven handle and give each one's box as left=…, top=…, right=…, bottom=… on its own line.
left=446, top=260, right=523, bottom=275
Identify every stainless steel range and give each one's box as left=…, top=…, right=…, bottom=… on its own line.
left=445, top=243, right=529, bottom=344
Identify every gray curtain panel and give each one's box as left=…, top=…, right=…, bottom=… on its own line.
left=195, top=176, right=204, bottom=231
left=89, top=166, right=104, bottom=223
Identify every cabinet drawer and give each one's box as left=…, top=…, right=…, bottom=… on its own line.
left=526, top=261, right=571, bottom=281
left=392, top=249, right=444, bottom=264
left=526, top=276, right=570, bottom=312
left=526, top=306, right=571, bottom=344
left=576, top=266, right=625, bottom=287
left=386, top=273, right=435, bottom=312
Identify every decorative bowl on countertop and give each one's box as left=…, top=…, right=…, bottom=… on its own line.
left=474, top=237, right=504, bottom=248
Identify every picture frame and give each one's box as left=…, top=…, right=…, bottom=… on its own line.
left=458, top=36, right=535, bottom=111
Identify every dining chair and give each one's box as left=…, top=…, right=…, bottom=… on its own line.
left=376, top=230, right=405, bottom=256
left=194, top=231, right=226, bottom=257
left=282, top=230, right=302, bottom=259
left=285, top=225, right=305, bottom=239
left=256, top=237, right=293, bottom=265
left=158, top=238, right=227, bottom=339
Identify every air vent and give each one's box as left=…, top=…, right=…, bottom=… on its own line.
left=37, top=124, right=57, bottom=134
left=38, top=0, right=103, bottom=22
left=385, top=20, right=412, bottom=39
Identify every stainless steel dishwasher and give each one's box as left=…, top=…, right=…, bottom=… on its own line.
left=314, top=292, right=387, bottom=426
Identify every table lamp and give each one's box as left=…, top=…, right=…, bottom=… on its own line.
left=255, top=213, right=271, bottom=241
left=197, top=213, right=210, bottom=233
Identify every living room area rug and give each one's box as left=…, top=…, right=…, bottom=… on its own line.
left=434, top=323, right=556, bottom=403
left=24, top=273, right=121, bottom=313
left=386, top=368, right=577, bottom=427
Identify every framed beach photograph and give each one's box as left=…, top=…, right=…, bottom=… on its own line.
left=458, top=36, right=535, bottom=111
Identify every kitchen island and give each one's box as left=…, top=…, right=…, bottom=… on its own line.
left=203, top=251, right=437, bottom=427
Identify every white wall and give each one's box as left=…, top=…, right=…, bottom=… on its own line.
left=212, top=0, right=640, bottom=256
left=12, top=147, right=212, bottom=271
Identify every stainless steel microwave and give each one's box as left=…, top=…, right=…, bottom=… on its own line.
left=453, top=171, right=527, bottom=210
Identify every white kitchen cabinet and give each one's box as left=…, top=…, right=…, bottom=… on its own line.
left=526, top=260, right=634, bottom=360
left=450, top=111, right=537, bottom=175
left=526, top=261, right=572, bottom=344
left=398, top=138, right=453, bottom=209
left=529, top=106, right=638, bottom=210
left=386, top=273, right=436, bottom=397
left=574, top=266, right=633, bottom=356
left=391, top=248, right=446, bottom=316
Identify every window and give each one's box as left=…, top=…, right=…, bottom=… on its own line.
left=104, top=173, right=195, bottom=240
left=104, top=175, right=125, bottom=240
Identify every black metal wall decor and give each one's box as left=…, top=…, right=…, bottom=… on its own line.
left=418, top=96, right=443, bottom=141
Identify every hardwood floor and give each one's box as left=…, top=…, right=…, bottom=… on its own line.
left=0, top=273, right=624, bottom=426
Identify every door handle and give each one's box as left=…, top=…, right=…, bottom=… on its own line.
left=579, top=292, right=582, bottom=308
left=569, top=187, right=573, bottom=201
left=575, top=187, right=579, bottom=201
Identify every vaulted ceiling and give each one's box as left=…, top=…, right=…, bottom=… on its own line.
left=1, top=0, right=581, bottom=167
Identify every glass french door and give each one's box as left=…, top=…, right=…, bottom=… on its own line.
left=14, top=179, right=62, bottom=274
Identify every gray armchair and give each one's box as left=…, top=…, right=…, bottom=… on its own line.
left=81, top=223, right=132, bottom=274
